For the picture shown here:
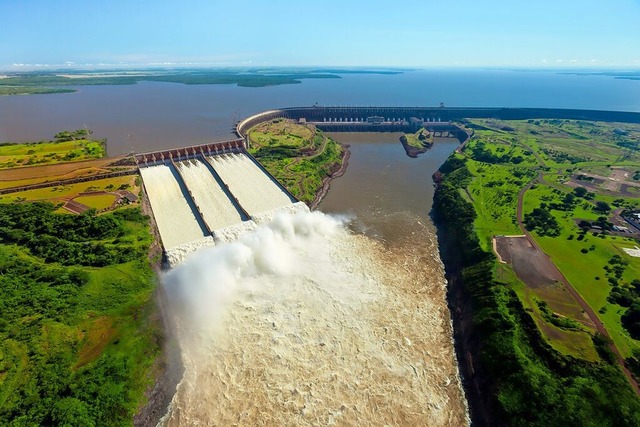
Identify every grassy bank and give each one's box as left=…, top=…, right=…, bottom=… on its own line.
left=0, top=130, right=106, bottom=169
left=435, top=156, right=640, bottom=426
left=247, top=119, right=346, bottom=204
left=434, top=118, right=640, bottom=425
left=0, top=87, right=76, bottom=96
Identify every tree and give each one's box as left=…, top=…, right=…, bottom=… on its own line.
left=595, top=201, right=611, bottom=213
left=51, top=398, right=94, bottom=427
left=573, top=186, right=588, bottom=197
left=622, top=303, right=640, bottom=340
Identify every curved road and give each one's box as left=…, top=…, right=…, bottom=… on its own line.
left=460, top=127, right=640, bottom=395
left=516, top=173, right=640, bottom=395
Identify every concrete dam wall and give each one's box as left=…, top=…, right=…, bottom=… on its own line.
left=139, top=146, right=305, bottom=265
left=236, top=106, right=640, bottom=138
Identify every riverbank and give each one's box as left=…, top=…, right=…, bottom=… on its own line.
left=246, top=119, right=348, bottom=205
left=431, top=120, right=640, bottom=425
left=309, top=144, right=350, bottom=210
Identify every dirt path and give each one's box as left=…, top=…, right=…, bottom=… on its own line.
left=516, top=174, right=640, bottom=395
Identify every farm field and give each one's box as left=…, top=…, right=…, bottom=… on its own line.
left=0, top=175, right=137, bottom=208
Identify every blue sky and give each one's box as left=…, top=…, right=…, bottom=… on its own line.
left=1, top=0, right=639, bottom=69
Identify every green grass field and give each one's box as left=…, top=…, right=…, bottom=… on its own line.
left=75, top=194, right=118, bottom=210
left=247, top=119, right=345, bottom=204
left=0, top=138, right=106, bottom=169
left=523, top=183, right=640, bottom=357
left=460, top=118, right=640, bottom=359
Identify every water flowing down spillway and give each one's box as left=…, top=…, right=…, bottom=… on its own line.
left=207, top=153, right=295, bottom=217
left=140, top=164, right=211, bottom=250
left=140, top=152, right=308, bottom=266
left=159, top=210, right=469, bottom=426
left=176, top=159, right=246, bottom=230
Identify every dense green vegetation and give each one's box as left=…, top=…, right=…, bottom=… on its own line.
left=0, top=70, right=345, bottom=92
left=0, top=203, right=145, bottom=266
left=461, top=119, right=640, bottom=358
left=0, top=130, right=106, bottom=168
left=0, top=87, right=76, bottom=96
left=434, top=154, right=640, bottom=426
left=459, top=135, right=537, bottom=248
left=247, top=119, right=345, bottom=204
left=0, top=202, right=159, bottom=425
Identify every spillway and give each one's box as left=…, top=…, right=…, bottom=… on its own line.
left=207, top=153, right=294, bottom=217
left=176, top=158, right=245, bottom=231
left=139, top=164, right=210, bottom=250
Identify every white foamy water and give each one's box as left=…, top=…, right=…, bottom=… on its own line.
left=251, top=201, right=310, bottom=224
left=165, top=237, right=216, bottom=268
left=140, top=164, right=209, bottom=250
left=207, top=153, right=294, bottom=216
left=160, top=211, right=468, bottom=426
left=176, top=159, right=245, bottom=231
left=212, top=221, right=258, bottom=243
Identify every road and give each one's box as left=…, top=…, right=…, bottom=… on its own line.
left=516, top=173, right=640, bottom=395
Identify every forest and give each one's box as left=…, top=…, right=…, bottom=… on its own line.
left=0, top=203, right=159, bottom=426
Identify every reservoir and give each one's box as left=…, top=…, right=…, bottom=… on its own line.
left=1, top=69, right=639, bottom=154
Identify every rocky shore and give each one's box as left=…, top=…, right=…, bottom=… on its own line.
left=309, top=143, right=351, bottom=210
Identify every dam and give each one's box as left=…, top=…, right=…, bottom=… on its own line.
left=137, top=141, right=304, bottom=265
left=135, top=107, right=497, bottom=262
left=139, top=105, right=640, bottom=264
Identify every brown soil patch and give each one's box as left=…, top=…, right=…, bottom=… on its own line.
left=0, top=156, right=127, bottom=181
left=63, top=199, right=91, bottom=214
left=620, top=184, right=640, bottom=197
left=495, top=236, right=564, bottom=288
left=75, top=316, right=117, bottom=369
left=496, top=236, right=595, bottom=327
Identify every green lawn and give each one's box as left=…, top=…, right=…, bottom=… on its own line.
left=75, top=194, right=117, bottom=210
left=523, top=183, right=640, bottom=357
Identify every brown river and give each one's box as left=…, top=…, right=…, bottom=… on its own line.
left=159, top=133, right=468, bottom=426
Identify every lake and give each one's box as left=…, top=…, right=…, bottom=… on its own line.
left=1, top=69, right=639, bottom=154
